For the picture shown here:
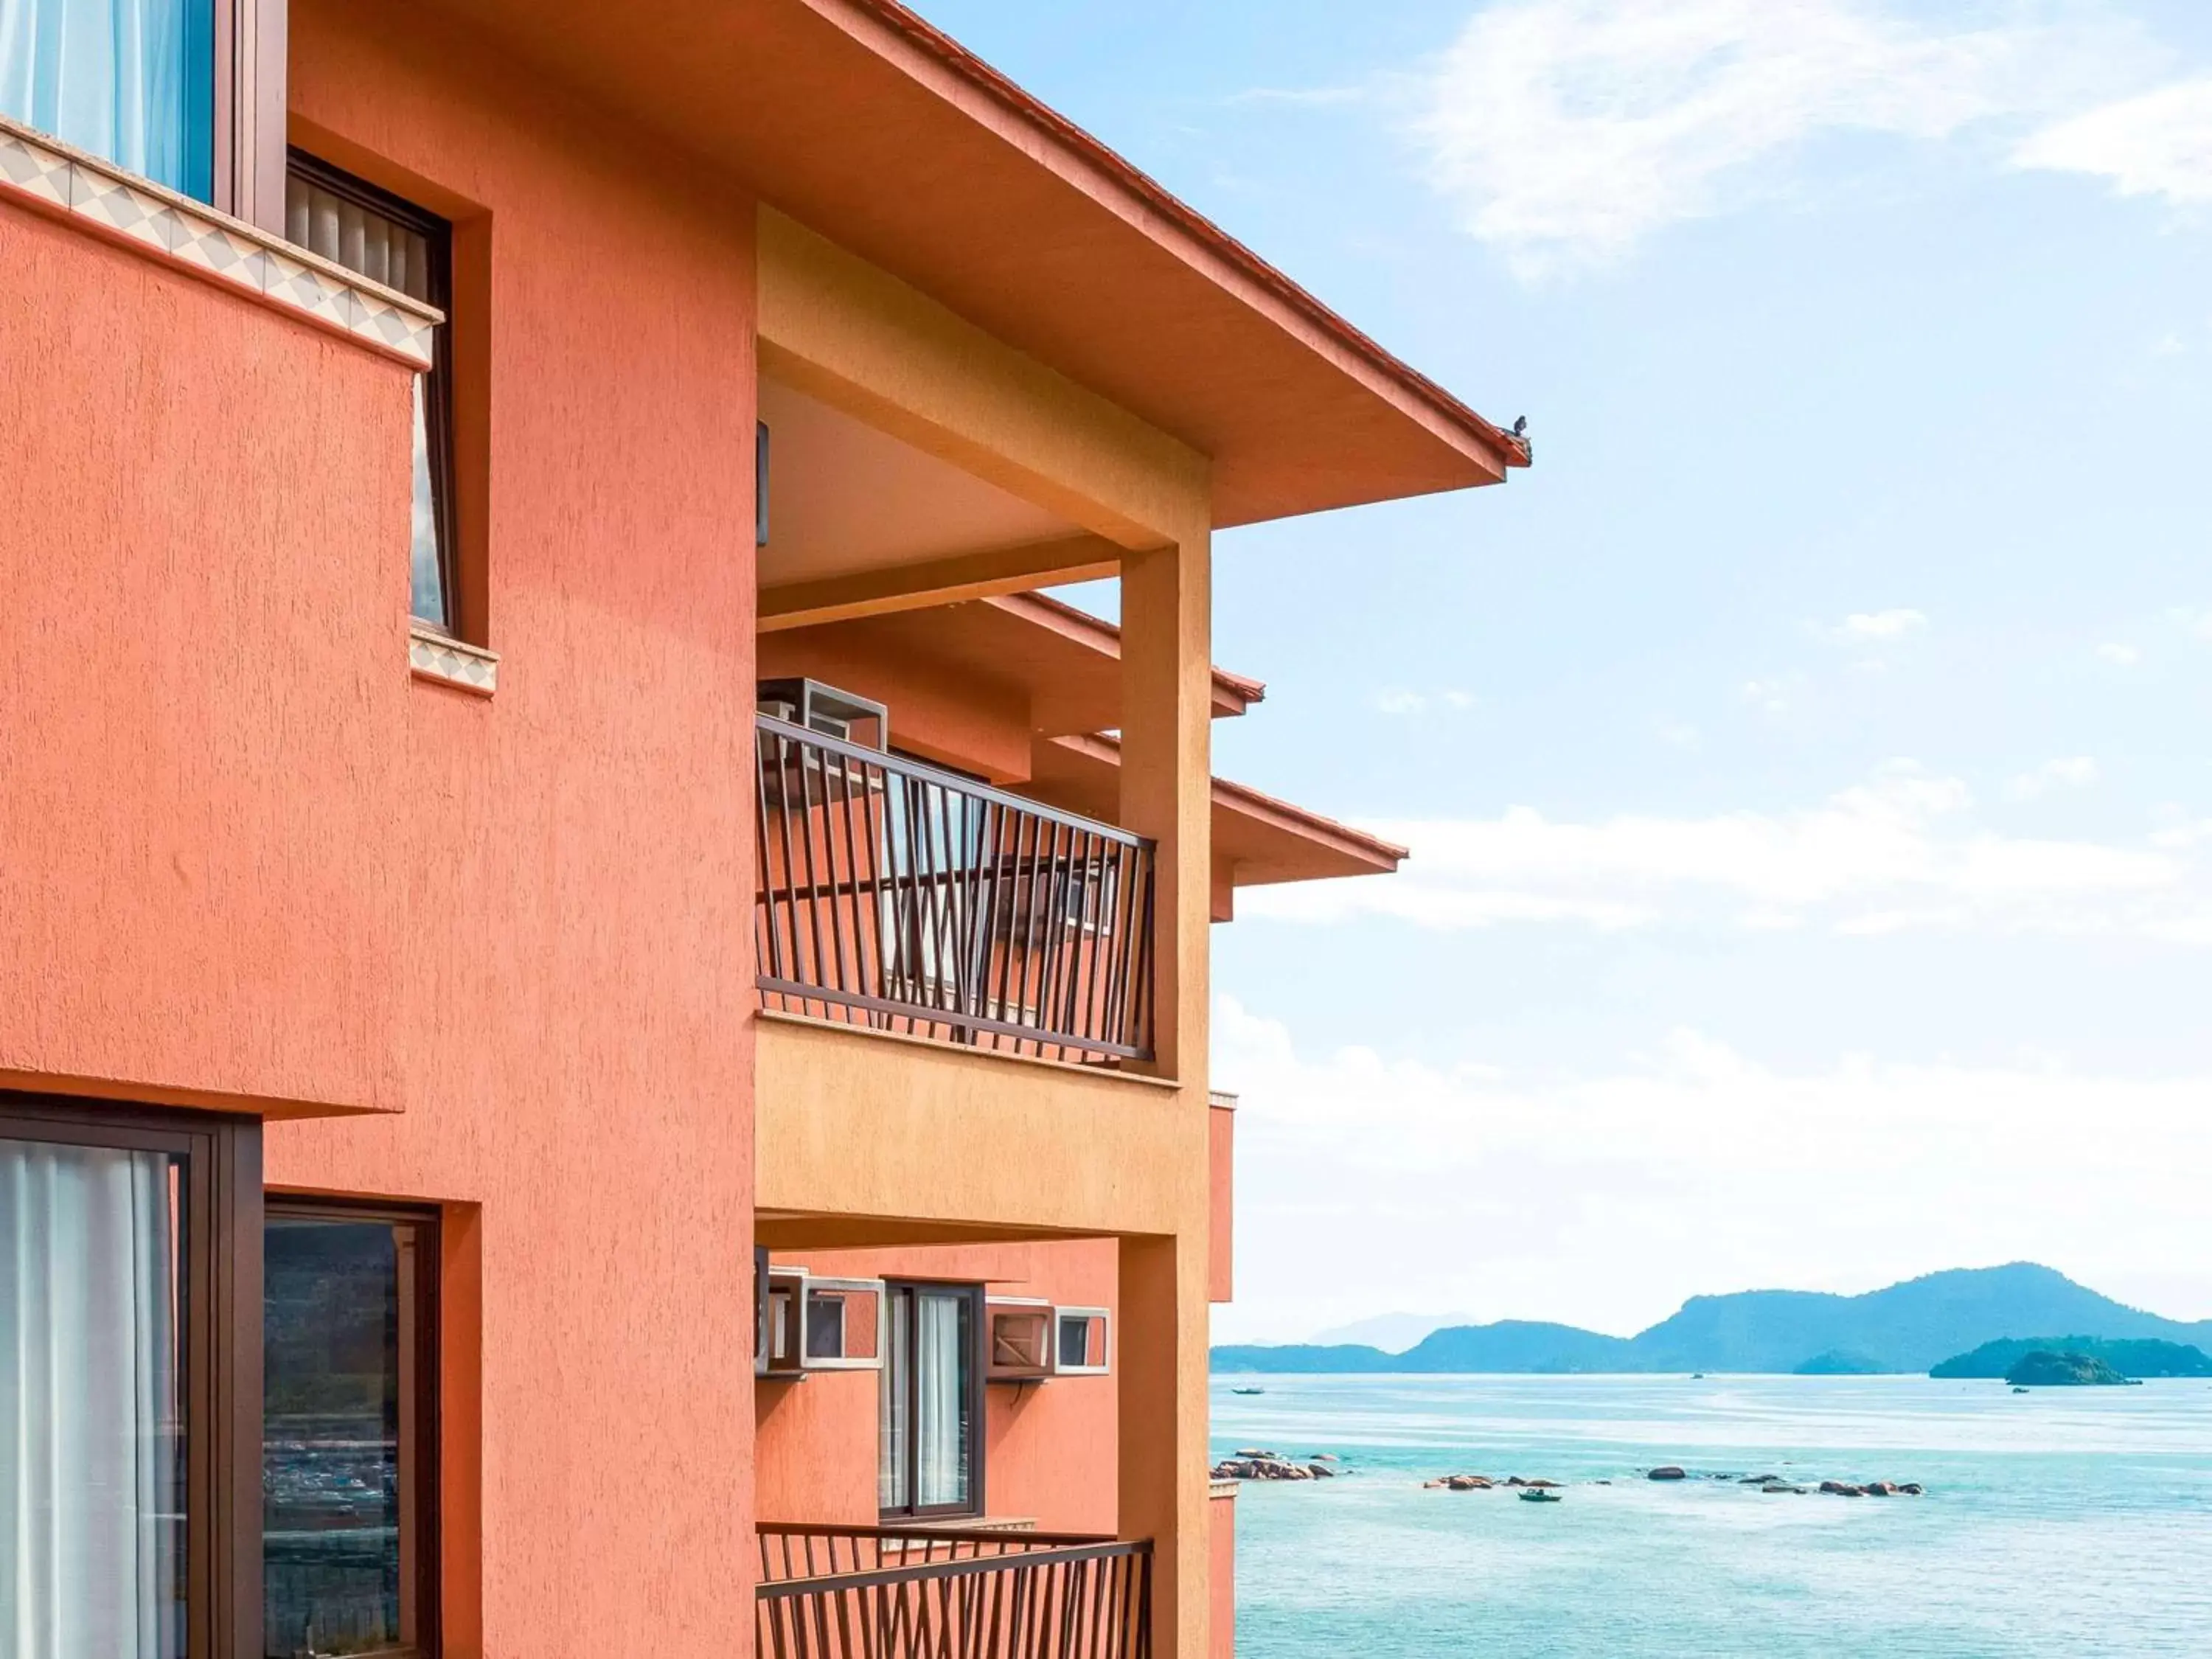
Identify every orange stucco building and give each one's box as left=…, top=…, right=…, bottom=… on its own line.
left=0, top=2, right=1524, bottom=1656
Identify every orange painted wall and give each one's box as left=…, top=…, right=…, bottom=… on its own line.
left=1208, top=1489, right=1235, bottom=1659
left=223, top=2, right=754, bottom=1654
left=1208, top=1102, right=1234, bottom=1304
left=0, top=195, right=411, bottom=1116
left=757, top=1239, right=1119, bottom=1535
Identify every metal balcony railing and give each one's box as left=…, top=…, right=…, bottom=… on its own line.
left=756, top=1526, right=1152, bottom=1659
left=754, top=716, right=1156, bottom=1064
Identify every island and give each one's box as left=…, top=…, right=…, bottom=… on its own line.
left=2003, top=1350, right=2139, bottom=1387
left=1931, top=1335, right=2211, bottom=1380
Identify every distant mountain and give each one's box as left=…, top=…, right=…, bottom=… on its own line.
left=1211, top=1265, right=2212, bottom=1377
left=1930, top=1337, right=2212, bottom=1380
left=1793, top=1349, right=1887, bottom=1375
left=1308, top=1311, right=1475, bottom=1349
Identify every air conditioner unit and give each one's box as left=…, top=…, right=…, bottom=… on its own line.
left=757, top=678, right=888, bottom=751
left=756, top=1259, right=886, bottom=1377
left=985, top=1296, right=1055, bottom=1382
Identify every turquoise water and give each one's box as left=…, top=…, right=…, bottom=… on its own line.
left=1214, top=1374, right=2212, bottom=1656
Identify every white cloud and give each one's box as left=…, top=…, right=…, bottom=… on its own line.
left=1372, top=687, right=1475, bottom=716
left=1211, top=998, right=2212, bottom=1340
left=1832, top=607, right=1929, bottom=641
left=2149, top=816, right=2212, bottom=851
left=2097, top=641, right=2141, bottom=666
left=1412, top=0, right=2152, bottom=276
left=2014, top=74, right=2212, bottom=203
left=2006, top=755, right=2099, bottom=799
left=1740, top=677, right=1792, bottom=714
left=1239, top=762, right=2201, bottom=939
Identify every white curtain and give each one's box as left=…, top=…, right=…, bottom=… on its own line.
left=0, top=1138, right=184, bottom=1659
left=0, top=0, right=210, bottom=197
left=282, top=172, right=448, bottom=628
left=914, top=1293, right=968, bottom=1510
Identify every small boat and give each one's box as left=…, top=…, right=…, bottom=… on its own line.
left=1517, top=1488, right=1562, bottom=1503
left=1231, top=1386, right=1265, bottom=1396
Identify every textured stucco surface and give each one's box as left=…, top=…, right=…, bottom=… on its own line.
left=0, top=195, right=413, bottom=1115
left=262, top=3, right=759, bottom=1654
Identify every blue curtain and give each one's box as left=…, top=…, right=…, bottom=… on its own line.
left=0, top=0, right=213, bottom=201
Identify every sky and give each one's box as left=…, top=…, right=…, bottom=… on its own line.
left=911, top=0, right=2212, bottom=1343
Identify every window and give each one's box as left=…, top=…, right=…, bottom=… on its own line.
left=285, top=152, right=459, bottom=636
left=801, top=1279, right=883, bottom=1370
left=0, top=0, right=216, bottom=199
left=1054, top=1308, right=1111, bottom=1377
left=879, top=1283, right=982, bottom=1518
left=0, top=1093, right=260, bottom=1658
left=263, top=1200, right=439, bottom=1659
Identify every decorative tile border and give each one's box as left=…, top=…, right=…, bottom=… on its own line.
left=409, top=627, right=500, bottom=696
left=0, top=113, right=440, bottom=370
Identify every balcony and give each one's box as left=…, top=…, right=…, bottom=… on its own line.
left=757, top=1525, right=1152, bottom=1659
left=754, top=715, right=1156, bottom=1065
left=1, top=115, right=435, bottom=1116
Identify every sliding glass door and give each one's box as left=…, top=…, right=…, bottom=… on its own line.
left=877, top=1283, right=981, bottom=1518
left=0, top=0, right=216, bottom=198
left=0, top=1096, right=258, bottom=1659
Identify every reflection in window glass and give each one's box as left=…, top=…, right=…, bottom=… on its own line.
left=263, top=1217, right=413, bottom=1658
left=1, top=1135, right=187, bottom=1658
left=1059, top=1314, right=1091, bottom=1371
left=804, top=1290, right=846, bottom=1360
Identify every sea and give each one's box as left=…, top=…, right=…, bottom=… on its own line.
left=1213, top=1374, right=2212, bottom=1657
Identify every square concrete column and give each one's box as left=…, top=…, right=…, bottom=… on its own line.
left=1116, top=531, right=1214, bottom=1659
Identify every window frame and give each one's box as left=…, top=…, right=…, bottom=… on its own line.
left=283, top=148, right=462, bottom=641
left=262, top=1194, right=443, bottom=1659
left=878, top=1280, right=987, bottom=1522
left=0, top=1090, right=263, bottom=1659
left=1052, top=1307, right=1112, bottom=1377
left=0, top=0, right=285, bottom=220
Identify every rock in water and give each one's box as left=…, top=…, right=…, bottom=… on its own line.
left=1648, top=1467, right=1688, bottom=1481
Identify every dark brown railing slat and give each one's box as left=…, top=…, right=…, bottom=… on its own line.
left=754, top=716, right=1155, bottom=1062
left=757, top=1525, right=1152, bottom=1659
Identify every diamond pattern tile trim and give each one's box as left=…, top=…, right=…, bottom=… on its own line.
left=409, top=629, right=500, bottom=696
left=0, top=110, right=439, bottom=369
left=0, top=129, right=72, bottom=206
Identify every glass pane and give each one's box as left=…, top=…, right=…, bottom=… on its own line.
left=0, top=0, right=215, bottom=199
left=914, top=1291, right=971, bottom=1510
left=1059, top=1315, right=1091, bottom=1370
left=408, top=377, right=449, bottom=629
left=263, top=1219, right=406, bottom=1658
left=878, top=1291, right=909, bottom=1511
left=804, top=1291, right=845, bottom=1360
left=0, top=1135, right=187, bottom=1657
